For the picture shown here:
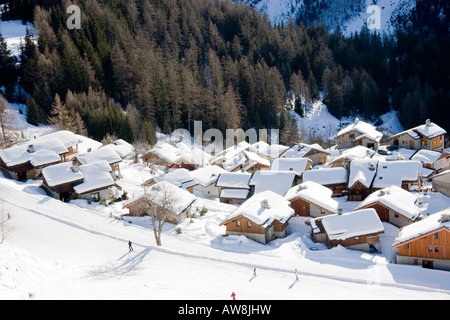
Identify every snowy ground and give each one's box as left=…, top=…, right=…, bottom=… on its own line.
left=1, top=164, right=450, bottom=300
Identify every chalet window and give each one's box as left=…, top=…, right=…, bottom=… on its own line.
left=435, top=247, right=439, bottom=253
left=349, top=134, right=355, bottom=139
left=92, top=193, right=100, bottom=202
left=434, top=232, right=439, bottom=240
left=428, top=246, right=433, bottom=253
left=405, top=243, right=410, bottom=250
left=394, top=213, right=399, bottom=218
left=236, top=220, right=240, bottom=227
left=247, top=221, right=252, bottom=228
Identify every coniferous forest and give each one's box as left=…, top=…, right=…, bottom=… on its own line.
left=0, top=0, right=448, bottom=145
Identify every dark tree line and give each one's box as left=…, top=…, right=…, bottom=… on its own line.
left=0, top=0, right=448, bottom=145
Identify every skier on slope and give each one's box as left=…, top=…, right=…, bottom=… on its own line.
left=231, top=292, right=236, bottom=300
left=128, top=240, right=134, bottom=251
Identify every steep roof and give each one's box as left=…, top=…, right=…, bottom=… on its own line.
left=356, top=186, right=423, bottom=222
left=348, top=158, right=378, bottom=188
left=221, top=190, right=294, bottom=228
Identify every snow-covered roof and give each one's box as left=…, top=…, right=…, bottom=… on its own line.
left=390, top=129, right=420, bottom=140
left=327, top=146, right=375, bottom=166
left=410, top=149, right=442, bottom=165
left=348, top=159, right=378, bottom=188
left=219, top=188, right=249, bottom=200
left=216, top=172, right=251, bottom=189
left=335, top=119, right=383, bottom=142
left=312, top=209, right=384, bottom=241
left=249, top=171, right=296, bottom=196
left=191, top=165, right=226, bottom=187
left=42, top=161, right=84, bottom=187
left=154, top=168, right=194, bottom=187
left=270, top=158, right=311, bottom=175
left=77, top=146, right=122, bottom=166
left=392, top=208, right=450, bottom=247
left=35, top=131, right=80, bottom=149
left=0, top=138, right=68, bottom=168
left=125, top=181, right=197, bottom=216
left=372, top=160, right=421, bottom=189
left=281, top=143, right=330, bottom=159
left=73, top=161, right=115, bottom=194
left=146, top=143, right=180, bottom=163
left=285, top=181, right=339, bottom=213
left=221, top=191, right=294, bottom=228
left=108, top=139, right=135, bottom=159
left=303, top=167, right=348, bottom=185
left=413, top=121, right=447, bottom=139
left=357, top=186, right=422, bottom=222
left=258, top=144, right=289, bottom=159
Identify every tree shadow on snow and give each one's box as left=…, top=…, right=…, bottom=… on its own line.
left=87, top=247, right=152, bottom=279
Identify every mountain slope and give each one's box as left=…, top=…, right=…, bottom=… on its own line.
left=241, top=0, right=416, bottom=35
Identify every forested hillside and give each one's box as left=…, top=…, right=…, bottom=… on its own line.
left=0, top=0, right=448, bottom=145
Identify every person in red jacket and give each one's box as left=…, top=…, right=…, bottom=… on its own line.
left=230, top=291, right=236, bottom=300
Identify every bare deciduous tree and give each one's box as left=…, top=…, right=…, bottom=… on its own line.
left=143, top=183, right=179, bottom=246
left=0, top=94, right=19, bottom=148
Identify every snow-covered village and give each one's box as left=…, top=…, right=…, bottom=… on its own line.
left=0, top=0, right=449, bottom=302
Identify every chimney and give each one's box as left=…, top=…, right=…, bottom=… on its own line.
left=369, top=162, right=376, bottom=171
left=354, top=118, right=359, bottom=124
left=337, top=209, right=343, bottom=215
left=426, top=119, right=431, bottom=126
left=71, top=160, right=79, bottom=173
left=379, top=190, right=385, bottom=197
left=27, top=145, right=35, bottom=153
left=261, top=199, right=270, bottom=209
left=440, top=214, right=450, bottom=223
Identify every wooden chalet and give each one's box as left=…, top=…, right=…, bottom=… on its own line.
left=310, top=209, right=384, bottom=253
left=216, top=172, right=251, bottom=205
left=390, top=120, right=446, bottom=152
left=326, top=146, right=375, bottom=168
left=392, top=209, right=450, bottom=271
left=0, top=138, right=69, bottom=181
left=42, top=160, right=115, bottom=202
left=334, top=119, right=383, bottom=150
left=270, top=158, right=312, bottom=184
left=248, top=170, right=297, bottom=197
left=347, top=159, right=378, bottom=201
left=356, top=186, right=423, bottom=228
left=220, top=191, right=294, bottom=244
left=122, top=181, right=196, bottom=224
left=284, top=181, right=339, bottom=217
left=302, top=167, right=348, bottom=197
left=190, top=165, right=226, bottom=198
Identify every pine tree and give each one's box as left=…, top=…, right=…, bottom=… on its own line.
left=48, top=93, right=74, bottom=131
left=26, top=97, right=40, bottom=126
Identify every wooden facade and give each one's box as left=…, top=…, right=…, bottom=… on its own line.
left=347, top=181, right=372, bottom=201
left=394, top=228, right=450, bottom=270
left=220, top=215, right=290, bottom=244
left=289, top=197, right=335, bottom=217
left=358, top=202, right=416, bottom=228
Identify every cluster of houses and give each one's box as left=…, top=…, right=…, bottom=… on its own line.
left=0, top=119, right=449, bottom=271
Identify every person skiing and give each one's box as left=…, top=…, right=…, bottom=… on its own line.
left=231, top=292, right=236, bottom=300
left=128, top=240, right=133, bottom=251
left=253, top=268, right=256, bottom=277
left=295, top=268, right=299, bottom=281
